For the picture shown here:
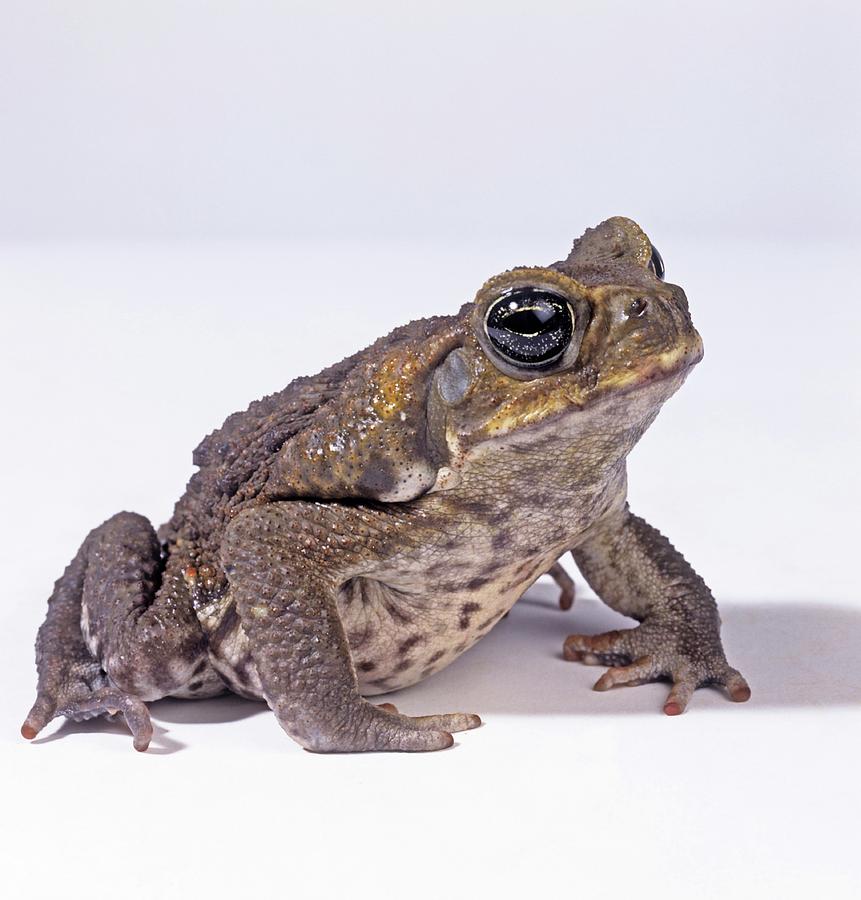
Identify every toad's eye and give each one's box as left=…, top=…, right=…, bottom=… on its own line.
left=648, top=245, right=665, bottom=280
left=484, top=288, right=574, bottom=368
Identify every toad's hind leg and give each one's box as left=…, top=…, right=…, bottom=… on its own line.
left=22, top=512, right=207, bottom=751
left=223, top=502, right=481, bottom=753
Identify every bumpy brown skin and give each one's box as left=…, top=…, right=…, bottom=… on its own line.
left=22, top=217, right=750, bottom=753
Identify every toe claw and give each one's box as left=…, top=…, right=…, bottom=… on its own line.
left=563, top=635, right=592, bottom=661
left=563, top=645, right=581, bottom=662
left=663, top=675, right=695, bottom=716
left=549, top=563, right=575, bottom=611
left=20, top=696, right=55, bottom=741
left=725, top=670, right=752, bottom=703
left=593, top=671, right=615, bottom=692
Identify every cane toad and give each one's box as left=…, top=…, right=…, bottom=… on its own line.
left=22, top=217, right=750, bottom=753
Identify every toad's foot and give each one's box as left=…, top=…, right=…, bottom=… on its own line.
left=548, top=563, right=576, bottom=611
left=21, top=684, right=153, bottom=752
left=562, top=622, right=750, bottom=715
left=299, top=701, right=482, bottom=754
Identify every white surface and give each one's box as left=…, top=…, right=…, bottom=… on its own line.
left=1, top=1, right=859, bottom=240
left=0, top=236, right=859, bottom=899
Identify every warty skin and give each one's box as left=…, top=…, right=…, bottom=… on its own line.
left=22, top=217, right=750, bottom=753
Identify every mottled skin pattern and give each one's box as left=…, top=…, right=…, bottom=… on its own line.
left=22, top=217, right=750, bottom=753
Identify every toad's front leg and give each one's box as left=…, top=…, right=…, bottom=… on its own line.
left=564, top=505, right=750, bottom=715
left=223, top=502, right=480, bottom=753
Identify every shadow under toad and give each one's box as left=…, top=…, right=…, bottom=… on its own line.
left=151, top=584, right=861, bottom=723
left=150, top=692, right=266, bottom=726
left=382, top=584, right=861, bottom=716
left=32, top=715, right=187, bottom=754
left=28, top=585, right=861, bottom=751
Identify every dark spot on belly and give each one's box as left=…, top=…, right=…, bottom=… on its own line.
left=188, top=680, right=203, bottom=691
left=383, top=598, right=413, bottom=624
left=439, top=580, right=466, bottom=593
left=357, top=660, right=376, bottom=673
left=463, top=499, right=494, bottom=516
left=466, top=576, right=490, bottom=590
left=477, top=614, right=500, bottom=631
left=455, top=640, right=468, bottom=653
left=345, top=579, right=367, bottom=607
left=488, top=509, right=509, bottom=526
left=191, top=659, right=207, bottom=677
left=368, top=677, right=394, bottom=689
left=530, top=493, right=554, bottom=508
left=491, top=531, right=511, bottom=550
left=459, top=602, right=481, bottom=630
left=234, top=655, right=257, bottom=682
left=394, top=658, right=413, bottom=673
left=398, top=634, right=423, bottom=655
left=347, top=626, right=374, bottom=648
left=426, top=649, right=445, bottom=664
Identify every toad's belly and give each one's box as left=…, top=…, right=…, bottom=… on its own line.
left=339, top=551, right=560, bottom=695
left=193, top=550, right=559, bottom=701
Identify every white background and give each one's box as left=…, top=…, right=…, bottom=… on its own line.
left=1, top=3, right=859, bottom=899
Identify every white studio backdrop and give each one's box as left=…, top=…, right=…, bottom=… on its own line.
left=1, top=0, right=859, bottom=241
left=1, top=4, right=860, bottom=900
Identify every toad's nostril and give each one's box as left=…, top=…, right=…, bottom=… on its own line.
left=627, top=297, right=648, bottom=318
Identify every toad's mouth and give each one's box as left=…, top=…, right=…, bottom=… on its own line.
left=591, top=337, right=704, bottom=398
left=469, top=335, right=704, bottom=445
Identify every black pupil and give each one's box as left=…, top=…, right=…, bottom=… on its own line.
left=485, top=288, right=573, bottom=368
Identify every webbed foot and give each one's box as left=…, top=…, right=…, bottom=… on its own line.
left=22, top=683, right=153, bottom=752
left=563, top=621, right=750, bottom=715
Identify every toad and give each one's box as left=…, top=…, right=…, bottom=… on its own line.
left=22, top=217, right=750, bottom=753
